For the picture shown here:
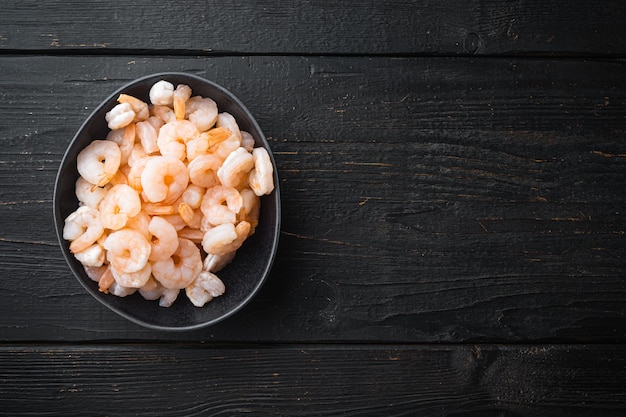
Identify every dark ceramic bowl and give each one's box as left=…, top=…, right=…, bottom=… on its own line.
left=53, top=72, right=280, bottom=331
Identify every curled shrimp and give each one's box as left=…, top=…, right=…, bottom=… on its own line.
left=214, top=113, right=242, bottom=161
left=217, top=146, right=255, bottom=189
left=75, top=176, right=108, bottom=209
left=117, top=94, right=149, bottom=122
left=106, top=102, right=135, bottom=130
left=152, top=238, right=203, bottom=289
left=106, top=124, right=136, bottom=167
left=239, top=187, right=260, bottom=235
left=179, top=184, right=205, bottom=209
left=185, top=271, right=225, bottom=307
left=150, top=104, right=176, bottom=124
left=73, top=243, right=105, bottom=267
left=99, top=184, right=142, bottom=230
left=76, top=140, right=121, bottom=187
left=141, top=155, right=189, bottom=204
left=248, top=147, right=275, bottom=196
left=149, top=80, right=174, bottom=106
left=103, top=228, right=151, bottom=273
left=63, top=206, right=105, bottom=254
left=200, top=185, right=243, bottom=226
left=136, top=118, right=160, bottom=154
left=187, top=154, right=221, bottom=188
left=202, top=221, right=250, bottom=256
left=186, top=96, right=218, bottom=132
left=110, top=262, right=152, bottom=289
left=148, top=215, right=179, bottom=262
left=157, top=120, right=199, bottom=160
left=173, top=84, right=192, bottom=120
left=125, top=210, right=152, bottom=241
left=138, top=276, right=179, bottom=307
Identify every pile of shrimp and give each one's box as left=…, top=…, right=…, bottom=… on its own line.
left=62, top=80, right=274, bottom=308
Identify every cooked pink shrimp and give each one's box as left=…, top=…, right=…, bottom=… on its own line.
left=99, top=184, right=142, bottom=230
left=108, top=280, right=139, bottom=297
left=241, top=131, right=256, bottom=152
left=217, top=147, right=254, bottom=188
left=118, top=94, right=149, bottom=122
left=149, top=80, right=174, bottom=106
left=200, top=185, right=243, bottom=226
left=138, top=276, right=179, bottom=307
left=152, top=238, right=202, bottom=289
left=185, top=271, right=225, bottom=307
left=177, top=203, right=203, bottom=229
left=105, top=102, right=135, bottom=130
left=239, top=187, right=260, bottom=235
left=105, top=124, right=136, bottom=166
left=161, top=214, right=187, bottom=231
left=177, top=226, right=204, bottom=243
left=157, top=120, right=199, bottom=160
left=173, top=84, right=192, bottom=120
left=141, top=155, right=189, bottom=204
left=214, top=113, right=242, bottom=160
left=75, top=176, right=108, bottom=209
left=125, top=210, right=152, bottom=240
left=135, top=119, right=160, bottom=154
left=103, top=228, right=151, bottom=273
left=202, top=221, right=250, bottom=256
left=63, top=206, right=105, bottom=254
left=150, top=104, right=176, bottom=124
left=148, top=215, right=179, bottom=261
left=84, top=264, right=108, bottom=283
left=203, top=251, right=236, bottom=273
left=127, top=156, right=154, bottom=191
left=186, top=96, right=218, bottom=132
left=76, top=140, right=121, bottom=187
left=73, top=243, right=105, bottom=267
left=180, top=184, right=205, bottom=209
left=110, top=262, right=152, bottom=288
left=127, top=143, right=149, bottom=167
left=248, top=147, right=275, bottom=196
left=188, top=154, right=221, bottom=188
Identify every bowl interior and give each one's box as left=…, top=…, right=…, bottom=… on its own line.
left=54, top=73, right=280, bottom=331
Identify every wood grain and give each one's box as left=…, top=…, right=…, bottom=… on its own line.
left=0, top=344, right=624, bottom=416
left=0, top=55, right=624, bottom=342
left=0, top=1, right=625, bottom=55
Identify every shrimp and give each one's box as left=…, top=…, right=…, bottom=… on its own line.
left=127, top=142, right=149, bottom=167
left=217, top=147, right=254, bottom=189
left=73, top=243, right=105, bottom=267
left=173, top=84, right=192, bottom=120
left=186, top=96, right=218, bottom=132
left=177, top=226, right=204, bottom=243
left=106, top=123, right=136, bottom=166
left=103, top=228, right=151, bottom=273
left=84, top=264, right=108, bottom=283
left=75, top=176, right=108, bottom=209
left=202, top=221, right=250, bottom=256
left=157, top=120, right=199, bottom=160
left=180, top=184, right=205, bottom=209
left=135, top=119, right=160, bottom=154
left=125, top=210, right=152, bottom=241
left=186, top=127, right=231, bottom=160
left=152, top=238, right=202, bottom=289
left=150, top=104, right=176, bottom=124
left=185, top=271, right=225, bottom=307
left=108, top=280, right=138, bottom=297
left=248, top=147, right=275, bottom=196
left=110, top=262, right=152, bottom=288
left=203, top=251, right=236, bottom=273
left=127, top=156, right=154, bottom=191
left=149, top=80, right=174, bottom=106
left=187, top=154, right=221, bottom=188
left=214, top=113, right=242, bottom=161
left=148, top=215, right=179, bottom=261
left=141, top=155, right=189, bottom=204
left=76, top=140, right=121, bottom=187
left=239, top=187, right=260, bottom=235
left=138, top=277, right=179, bottom=307
left=178, top=203, right=203, bottom=229
left=99, top=184, right=142, bottom=230
left=105, top=102, right=135, bottom=130
left=200, top=185, right=243, bottom=226
left=63, top=206, right=105, bottom=254
left=241, top=131, right=256, bottom=152
left=117, top=94, right=149, bottom=122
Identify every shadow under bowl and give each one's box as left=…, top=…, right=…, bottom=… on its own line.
left=53, top=72, right=280, bottom=331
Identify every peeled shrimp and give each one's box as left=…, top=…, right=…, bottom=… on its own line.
left=73, top=243, right=105, bottom=267
left=186, top=96, right=218, bottom=132
left=201, top=185, right=243, bottom=226
left=138, top=276, right=179, bottom=307
left=110, top=262, right=152, bottom=289
left=149, top=80, right=174, bottom=106
left=217, top=146, right=254, bottom=188
left=150, top=104, right=176, bottom=124
left=202, top=221, right=250, bottom=256
left=63, top=206, right=104, bottom=254
left=173, top=84, right=192, bottom=120
left=248, top=147, right=275, bottom=196
left=157, top=120, right=199, bottom=160
left=152, top=238, right=202, bottom=289
left=105, top=123, right=135, bottom=167
left=106, top=102, right=135, bottom=130
left=136, top=119, right=160, bottom=154
left=99, top=184, right=142, bottom=230
left=75, top=176, right=108, bottom=209
left=203, top=251, right=236, bottom=273
left=239, top=187, right=260, bottom=235
left=185, top=271, right=225, bottom=307
left=103, top=228, right=151, bottom=273
left=241, top=131, right=256, bottom=152
left=76, top=140, right=121, bottom=187
left=214, top=113, right=242, bottom=160
left=179, top=184, right=205, bottom=209
left=188, top=154, right=221, bottom=188
left=148, top=215, right=179, bottom=262
left=141, top=155, right=189, bottom=204
left=117, top=94, right=149, bottom=122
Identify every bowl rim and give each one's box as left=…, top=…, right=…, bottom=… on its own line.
left=53, top=71, right=281, bottom=331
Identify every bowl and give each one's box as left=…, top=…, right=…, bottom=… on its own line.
left=53, top=72, right=280, bottom=331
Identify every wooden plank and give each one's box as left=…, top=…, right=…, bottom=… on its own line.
left=0, top=55, right=625, bottom=341
left=0, top=344, right=624, bottom=416
left=0, top=1, right=625, bottom=55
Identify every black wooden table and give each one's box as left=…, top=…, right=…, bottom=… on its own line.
left=1, top=1, right=625, bottom=415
